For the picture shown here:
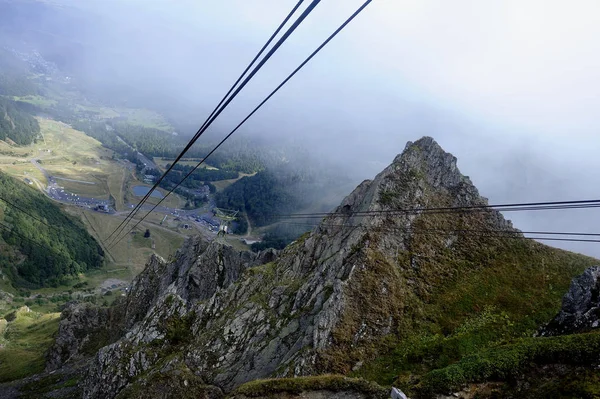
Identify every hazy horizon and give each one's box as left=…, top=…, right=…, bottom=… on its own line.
left=2, top=0, right=600, bottom=257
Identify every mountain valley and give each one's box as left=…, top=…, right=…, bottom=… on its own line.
left=0, top=138, right=595, bottom=398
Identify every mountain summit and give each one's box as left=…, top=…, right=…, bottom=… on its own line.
left=39, top=137, right=598, bottom=398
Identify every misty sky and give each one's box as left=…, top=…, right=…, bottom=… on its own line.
left=18, top=0, right=600, bottom=257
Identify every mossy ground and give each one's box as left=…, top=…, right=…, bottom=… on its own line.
left=338, top=166, right=600, bottom=396
left=18, top=373, right=80, bottom=399
left=233, top=375, right=388, bottom=398
left=343, top=222, right=599, bottom=397
left=115, top=362, right=220, bottom=399
left=417, top=331, right=600, bottom=398
left=0, top=307, right=60, bottom=382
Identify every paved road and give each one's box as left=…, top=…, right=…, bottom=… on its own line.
left=136, top=151, right=158, bottom=171
left=30, top=158, right=223, bottom=239
left=115, top=134, right=158, bottom=172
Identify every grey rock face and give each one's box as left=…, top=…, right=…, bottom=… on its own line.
left=232, top=391, right=384, bottom=399
left=76, top=137, right=516, bottom=398
left=46, top=302, right=119, bottom=372
left=540, top=266, right=600, bottom=336
left=81, top=237, right=279, bottom=398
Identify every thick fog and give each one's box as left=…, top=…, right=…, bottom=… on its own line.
left=3, top=0, right=600, bottom=257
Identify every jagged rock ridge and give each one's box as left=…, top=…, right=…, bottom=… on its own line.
left=541, top=266, right=600, bottom=336
left=55, top=137, right=525, bottom=398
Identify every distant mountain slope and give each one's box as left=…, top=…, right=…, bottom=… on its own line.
left=0, top=48, right=40, bottom=97
left=0, top=172, right=103, bottom=287
left=35, top=137, right=597, bottom=399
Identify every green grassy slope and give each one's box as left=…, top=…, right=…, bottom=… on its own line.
left=310, top=140, right=600, bottom=396
left=0, top=97, right=40, bottom=145
left=0, top=172, right=104, bottom=288
left=0, top=307, right=60, bottom=382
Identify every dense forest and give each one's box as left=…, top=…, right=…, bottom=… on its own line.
left=161, top=163, right=238, bottom=188
left=216, top=171, right=301, bottom=232
left=67, top=118, right=266, bottom=174
left=250, top=224, right=311, bottom=252
left=70, top=120, right=131, bottom=154
left=0, top=97, right=40, bottom=145
left=0, top=172, right=104, bottom=288
left=216, top=157, right=350, bottom=237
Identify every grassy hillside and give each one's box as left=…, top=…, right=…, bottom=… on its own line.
left=0, top=171, right=104, bottom=288
left=0, top=117, right=193, bottom=274
left=234, top=375, right=388, bottom=398
left=0, top=98, right=40, bottom=145
left=73, top=208, right=186, bottom=275
left=416, top=330, right=600, bottom=397
left=308, top=139, right=600, bottom=396
left=0, top=307, right=60, bottom=382
left=346, top=218, right=599, bottom=397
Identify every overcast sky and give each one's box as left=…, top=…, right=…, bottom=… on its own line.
left=26, top=0, right=600, bottom=257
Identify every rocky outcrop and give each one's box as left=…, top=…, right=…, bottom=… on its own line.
left=47, top=239, right=277, bottom=374
left=46, top=302, right=118, bottom=371
left=75, top=137, right=524, bottom=398
left=540, top=266, right=600, bottom=336
left=232, top=391, right=382, bottom=399
left=113, top=362, right=224, bottom=399
left=229, top=375, right=389, bottom=399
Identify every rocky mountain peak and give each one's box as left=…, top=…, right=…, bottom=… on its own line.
left=394, top=136, right=466, bottom=190
left=52, top=138, right=525, bottom=398
left=331, top=136, right=508, bottom=234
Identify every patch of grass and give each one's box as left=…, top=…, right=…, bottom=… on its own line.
left=129, top=183, right=185, bottom=209
left=429, top=242, right=596, bottom=336
left=131, top=233, right=152, bottom=249
left=19, top=373, right=80, bottom=398
left=163, top=312, right=195, bottom=346
left=0, top=118, right=128, bottom=204
left=234, top=375, right=388, bottom=398
left=350, top=207, right=597, bottom=388
left=13, top=95, right=57, bottom=107
left=503, top=367, right=600, bottom=399
left=62, top=377, right=80, bottom=387
left=50, top=175, right=110, bottom=199
left=115, top=363, right=217, bottom=399
left=355, top=307, right=521, bottom=387
left=108, top=167, right=128, bottom=211
left=114, top=108, right=173, bottom=132
left=153, top=157, right=218, bottom=170
left=417, top=332, right=600, bottom=398
left=71, top=208, right=184, bottom=273
left=75, top=105, right=120, bottom=119
left=77, top=265, right=131, bottom=288
left=211, top=172, right=256, bottom=192
left=0, top=307, right=60, bottom=382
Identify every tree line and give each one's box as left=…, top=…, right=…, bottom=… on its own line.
left=0, top=98, right=40, bottom=145
left=216, top=171, right=301, bottom=233
left=0, top=172, right=104, bottom=288
left=163, top=163, right=238, bottom=185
